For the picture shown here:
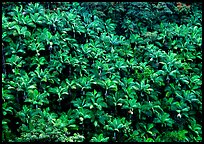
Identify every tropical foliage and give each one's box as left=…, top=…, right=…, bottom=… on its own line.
left=2, top=2, right=202, bottom=142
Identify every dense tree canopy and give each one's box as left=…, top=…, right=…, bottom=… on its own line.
left=2, top=2, right=202, bottom=142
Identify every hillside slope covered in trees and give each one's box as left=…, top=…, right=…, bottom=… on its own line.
left=2, top=2, right=202, bottom=142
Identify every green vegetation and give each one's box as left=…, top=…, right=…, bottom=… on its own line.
left=2, top=2, right=202, bottom=142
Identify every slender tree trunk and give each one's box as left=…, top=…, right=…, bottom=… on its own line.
left=114, top=131, right=117, bottom=141
left=16, top=93, right=19, bottom=104
left=2, top=44, right=6, bottom=75
left=69, top=66, right=71, bottom=76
